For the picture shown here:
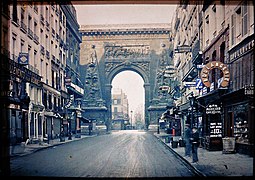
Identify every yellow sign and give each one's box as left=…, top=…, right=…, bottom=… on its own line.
left=200, top=61, right=230, bottom=88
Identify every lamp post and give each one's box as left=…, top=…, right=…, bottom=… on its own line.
left=189, top=92, right=195, bottom=129
left=130, top=110, right=133, bottom=130
left=157, top=117, right=160, bottom=134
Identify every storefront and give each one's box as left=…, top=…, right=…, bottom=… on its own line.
left=197, top=89, right=226, bottom=151
left=222, top=88, right=254, bottom=156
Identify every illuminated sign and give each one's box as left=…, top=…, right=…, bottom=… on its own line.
left=200, top=61, right=230, bottom=88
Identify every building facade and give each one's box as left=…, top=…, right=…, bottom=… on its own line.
left=111, top=88, right=129, bottom=130
left=61, top=4, right=83, bottom=137
left=171, top=0, right=254, bottom=156
left=7, top=1, right=84, bottom=144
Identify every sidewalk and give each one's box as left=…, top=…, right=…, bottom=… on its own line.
left=153, top=132, right=254, bottom=177
left=10, top=134, right=96, bottom=158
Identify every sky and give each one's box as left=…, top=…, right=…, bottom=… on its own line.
left=74, top=4, right=177, bottom=121
left=74, top=4, right=177, bottom=25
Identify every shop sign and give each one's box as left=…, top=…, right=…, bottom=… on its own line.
left=200, top=61, right=230, bottom=88
left=202, top=86, right=207, bottom=95
left=183, top=81, right=196, bottom=87
left=18, top=52, right=29, bottom=65
left=174, top=45, right=191, bottom=53
left=206, top=104, right=221, bottom=114
left=209, top=122, right=222, bottom=137
left=196, top=78, right=203, bottom=89
left=8, top=104, right=20, bottom=109
left=65, top=77, right=71, bottom=86
left=244, top=84, right=254, bottom=95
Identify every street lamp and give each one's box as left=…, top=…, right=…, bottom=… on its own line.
left=189, top=91, right=195, bottom=128
left=130, top=110, right=133, bottom=130
left=157, top=117, right=160, bottom=134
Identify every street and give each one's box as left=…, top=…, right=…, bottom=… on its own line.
left=10, top=130, right=197, bottom=177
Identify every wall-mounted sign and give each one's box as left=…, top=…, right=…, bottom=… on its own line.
left=200, top=61, right=230, bottom=88
left=210, top=122, right=222, bottom=137
left=183, top=81, right=196, bottom=87
left=196, top=78, right=203, bottom=90
left=244, top=84, right=254, bottom=95
left=206, top=104, right=221, bottom=114
left=18, top=52, right=29, bottom=65
left=174, top=45, right=191, bottom=53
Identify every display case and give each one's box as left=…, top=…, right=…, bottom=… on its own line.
left=234, top=119, right=249, bottom=143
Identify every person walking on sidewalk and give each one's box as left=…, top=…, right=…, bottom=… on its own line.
left=184, top=124, right=192, bottom=157
left=190, top=127, right=200, bottom=163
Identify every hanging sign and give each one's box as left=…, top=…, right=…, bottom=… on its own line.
left=200, top=61, right=230, bottom=88
left=18, top=52, right=29, bottom=65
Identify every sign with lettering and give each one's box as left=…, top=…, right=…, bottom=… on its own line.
left=200, top=61, right=230, bottom=88
left=244, top=84, right=254, bottom=95
left=174, top=45, right=191, bottom=53
left=206, top=104, right=221, bottom=114
left=18, top=52, right=29, bottom=65
left=210, top=122, right=222, bottom=137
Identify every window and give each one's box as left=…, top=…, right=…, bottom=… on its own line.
left=242, top=1, right=248, bottom=36
left=114, top=107, right=118, bottom=112
left=21, top=39, right=24, bottom=52
left=40, top=59, right=43, bottom=78
left=231, top=14, right=236, bottom=45
left=46, top=63, right=48, bottom=83
left=12, top=1, right=18, bottom=23
left=113, top=99, right=118, bottom=105
left=43, top=92, right=47, bottom=109
left=12, top=34, right=17, bottom=59
left=52, top=70, right=55, bottom=88
left=48, top=94, right=52, bottom=110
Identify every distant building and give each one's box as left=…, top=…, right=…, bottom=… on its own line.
left=111, top=88, right=129, bottom=130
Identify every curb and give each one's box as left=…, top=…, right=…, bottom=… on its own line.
left=153, top=133, right=207, bottom=177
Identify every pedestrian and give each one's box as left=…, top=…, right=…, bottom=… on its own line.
left=191, top=127, right=200, bottom=163
left=184, top=124, right=192, bottom=157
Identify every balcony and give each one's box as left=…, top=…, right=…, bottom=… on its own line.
left=46, top=50, right=50, bottom=59
left=27, top=28, right=33, bottom=39
left=40, top=14, right=45, bottom=25
left=40, top=45, right=45, bottom=55
left=52, top=28, right=55, bottom=37
left=20, top=21, right=27, bottom=33
left=45, top=21, right=50, bottom=31
left=27, top=64, right=39, bottom=74
left=33, top=34, right=39, bottom=44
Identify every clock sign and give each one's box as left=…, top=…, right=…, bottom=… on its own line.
left=200, top=61, right=230, bottom=88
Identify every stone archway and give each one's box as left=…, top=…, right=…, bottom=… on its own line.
left=104, top=60, right=150, bottom=130
left=79, top=24, right=174, bottom=131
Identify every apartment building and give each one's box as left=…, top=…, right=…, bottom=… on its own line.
left=8, top=1, right=69, bottom=143
left=111, top=88, right=129, bottom=130
left=171, top=0, right=254, bottom=155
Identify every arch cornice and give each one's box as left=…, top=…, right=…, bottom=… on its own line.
left=105, top=60, right=150, bottom=85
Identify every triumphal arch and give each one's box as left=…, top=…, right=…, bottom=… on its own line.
left=79, top=23, right=174, bottom=130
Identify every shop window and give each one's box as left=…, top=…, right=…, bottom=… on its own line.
left=234, top=104, right=249, bottom=143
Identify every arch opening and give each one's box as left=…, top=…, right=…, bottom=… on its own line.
left=111, top=70, right=145, bottom=130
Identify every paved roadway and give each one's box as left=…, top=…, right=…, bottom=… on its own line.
left=10, top=130, right=198, bottom=178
